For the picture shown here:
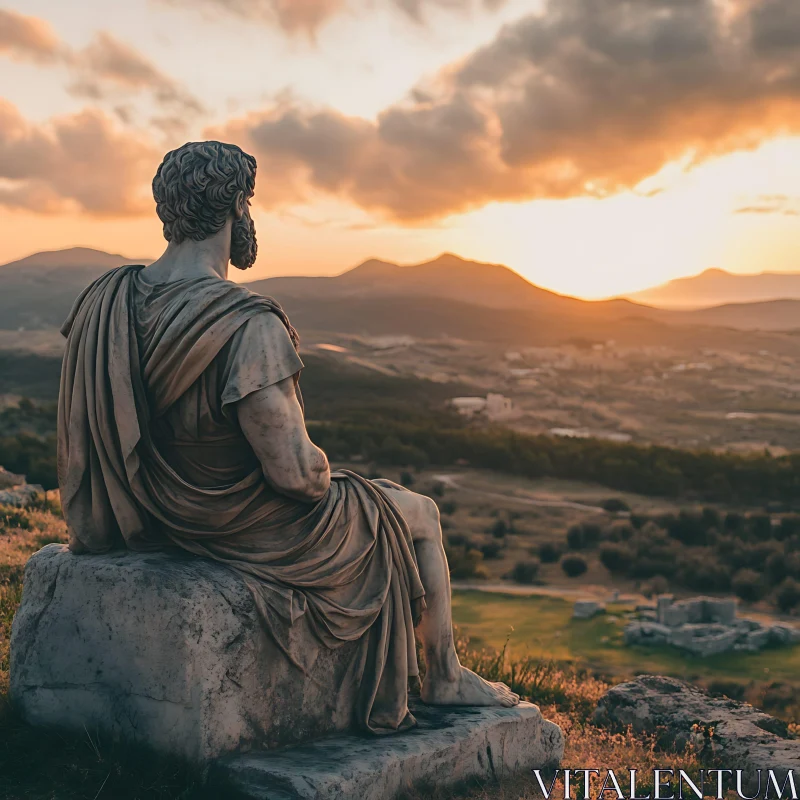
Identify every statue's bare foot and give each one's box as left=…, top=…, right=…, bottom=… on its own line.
left=422, top=666, right=520, bottom=707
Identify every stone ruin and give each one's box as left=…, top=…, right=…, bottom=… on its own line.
left=624, top=594, right=800, bottom=657
left=0, top=466, right=43, bottom=507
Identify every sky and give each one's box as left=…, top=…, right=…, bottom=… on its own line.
left=1, top=0, right=800, bottom=299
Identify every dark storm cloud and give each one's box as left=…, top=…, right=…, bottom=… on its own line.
left=212, top=0, right=800, bottom=220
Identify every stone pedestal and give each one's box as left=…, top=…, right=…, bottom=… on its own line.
left=212, top=700, right=564, bottom=800
left=10, top=544, right=361, bottom=762
left=11, top=544, right=565, bottom=796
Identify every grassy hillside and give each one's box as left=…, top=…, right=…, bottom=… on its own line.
left=0, top=506, right=709, bottom=800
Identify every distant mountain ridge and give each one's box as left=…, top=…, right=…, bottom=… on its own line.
left=0, top=247, right=152, bottom=330
left=4, top=247, right=150, bottom=272
left=246, top=252, right=586, bottom=312
left=628, top=267, right=800, bottom=309
left=2, top=248, right=800, bottom=342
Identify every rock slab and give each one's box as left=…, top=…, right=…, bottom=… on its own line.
left=594, top=675, right=800, bottom=792
left=10, top=544, right=363, bottom=762
left=212, top=699, right=564, bottom=800
left=573, top=600, right=604, bottom=619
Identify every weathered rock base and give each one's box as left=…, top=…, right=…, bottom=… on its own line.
left=211, top=699, right=564, bottom=800
left=10, top=544, right=362, bottom=763
left=595, top=675, right=800, bottom=794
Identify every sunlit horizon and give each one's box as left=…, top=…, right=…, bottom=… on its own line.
left=2, top=0, right=800, bottom=300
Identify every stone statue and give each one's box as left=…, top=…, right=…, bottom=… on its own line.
left=56, top=141, right=519, bottom=737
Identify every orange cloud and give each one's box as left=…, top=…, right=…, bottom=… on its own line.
left=69, top=32, right=204, bottom=115
left=0, top=101, right=159, bottom=215
left=159, top=0, right=505, bottom=35
left=0, top=11, right=202, bottom=117
left=0, top=9, right=62, bottom=63
left=210, top=0, right=800, bottom=221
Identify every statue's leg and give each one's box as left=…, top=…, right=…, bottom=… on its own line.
left=376, top=482, right=520, bottom=708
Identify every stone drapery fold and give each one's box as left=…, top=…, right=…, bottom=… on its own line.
left=57, top=265, right=425, bottom=734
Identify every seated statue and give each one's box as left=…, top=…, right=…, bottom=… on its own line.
left=57, top=140, right=518, bottom=736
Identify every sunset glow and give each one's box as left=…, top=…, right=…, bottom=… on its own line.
left=2, top=0, right=800, bottom=298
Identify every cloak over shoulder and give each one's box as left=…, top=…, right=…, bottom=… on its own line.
left=57, top=265, right=426, bottom=734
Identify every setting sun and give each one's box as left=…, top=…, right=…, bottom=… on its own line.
left=2, top=0, right=800, bottom=298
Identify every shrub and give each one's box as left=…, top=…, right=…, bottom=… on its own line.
left=666, top=510, right=710, bottom=545
left=732, top=569, right=765, bottom=603
left=724, top=511, right=746, bottom=534
left=701, top=507, right=722, bottom=530
left=602, top=521, right=635, bottom=542
left=0, top=506, right=32, bottom=531
left=445, top=544, right=487, bottom=580
left=678, top=554, right=732, bottom=592
left=480, top=541, right=503, bottom=560
left=599, top=543, right=633, bottom=575
left=779, top=515, right=800, bottom=541
left=582, top=523, right=602, bottom=547
left=400, top=470, right=414, bottom=487
left=766, top=551, right=789, bottom=583
left=566, top=525, right=585, bottom=550
left=538, top=541, right=561, bottom=564
left=510, top=560, right=540, bottom=584
left=561, top=555, right=588, bottom=578
left=439, top=500, right=457, bottom=515
left=490, top=519, right=508, bottom=539
left=566, top=523, right=601, bottom=550
left=446, top=533, right=470, bottom=548
left=749, top=513, right=773, bottom=542
left=775, top=578, right=800, bottom=613
left=432, top=482, right=445, bottom=497
left=602, top=497, right=630, bottom=513
left=640, top=575, right=670, bottom=597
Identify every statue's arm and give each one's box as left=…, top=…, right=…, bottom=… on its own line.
left=236, top=376, right=331, bottom=503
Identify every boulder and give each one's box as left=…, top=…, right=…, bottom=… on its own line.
left=0, top=465, right=25, bottom=489
left=11, top=544, right=565, bottom=796
left=10, top=544, right=363, bottom=762
left=770, top=623, right=800, bottom=645
left=623, top=621, right=671, bottom=645
left=0, top=483, right=44, bottom=507
left=594, top=675, right=800, bottom=794
left=213, top=701, right=564, bottom=800
left=573, top=600, right=604, bottom=619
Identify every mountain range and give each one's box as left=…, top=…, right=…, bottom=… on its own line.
left=2, top=249, right=800, bottom=347
left=628, top=267, right=800, bottom=309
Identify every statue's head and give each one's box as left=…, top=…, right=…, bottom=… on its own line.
left=152, top=141, right=258, bottom=270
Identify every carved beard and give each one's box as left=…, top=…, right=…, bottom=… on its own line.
left=230, top=208, right=257, bottom=270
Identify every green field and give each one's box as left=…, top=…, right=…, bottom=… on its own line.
left=452, top=589, right=800, bottom=687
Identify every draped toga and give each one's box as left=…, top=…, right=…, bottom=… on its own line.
left=57, top=265, right=426, bottom=734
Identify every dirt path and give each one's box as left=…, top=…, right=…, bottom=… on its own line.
left=432, top=473, right=607, bottom=513
left=451, top=580, right=640, bottom=603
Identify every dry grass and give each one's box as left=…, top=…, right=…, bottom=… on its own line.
left=0, top=507, right=737, bottom=799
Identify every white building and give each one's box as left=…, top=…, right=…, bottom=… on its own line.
left=450, top=393, right=516, bottom=422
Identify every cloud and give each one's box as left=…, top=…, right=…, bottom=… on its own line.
left=0, top=101, right=159, bottom=215
left=0, top=9, right=62, bottom=63
left=69, top=32, right=204, bottom=115
left=0, top=11, right=202, bottom=117
left=210, top=0, right=800, bottom=221
left=158, top=0, right=505, bottom=35
left=735, top=194, right=800, bottom=216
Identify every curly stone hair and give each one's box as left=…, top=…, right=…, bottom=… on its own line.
left=152, top=141, right=258, bottom=269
